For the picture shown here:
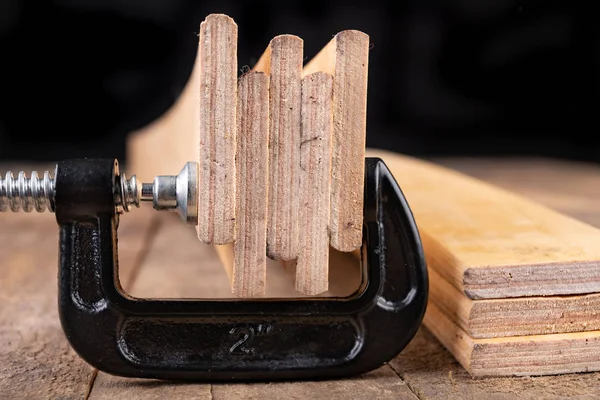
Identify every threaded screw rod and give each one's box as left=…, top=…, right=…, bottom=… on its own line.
left=0, top=170, right=56, bottom=212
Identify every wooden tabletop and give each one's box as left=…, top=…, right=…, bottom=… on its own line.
left=2, top=156, right=600, bottom=399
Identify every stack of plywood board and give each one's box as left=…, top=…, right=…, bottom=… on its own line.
left=368, top=149, right=600, bottom=377
left=128, top=14, right=369, bottom=298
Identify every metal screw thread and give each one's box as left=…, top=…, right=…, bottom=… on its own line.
left=0, top=170, right=56, bottom=212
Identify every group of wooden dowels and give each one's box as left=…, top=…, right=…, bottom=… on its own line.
left=190, top=14, right=369, bottom=297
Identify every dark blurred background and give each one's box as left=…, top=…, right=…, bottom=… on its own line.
left=0, top=0, right=598, bottom=162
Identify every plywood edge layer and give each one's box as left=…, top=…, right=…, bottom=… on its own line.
left=430, top=267, right=600, bottom=338
left=425, top=301, right=600, bottom=377
left=470, top=292, right=600, bottom=338
left=463, top=262, right=600, bottom=299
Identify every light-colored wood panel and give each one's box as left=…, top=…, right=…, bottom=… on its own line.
left=126, top=51, right=200, bottom=182
left=389, top=155, right=600, bottom=397
left=439, top=157, right=600, bottom=230
left=367, top=149, right=600, bottom=299
left=133, top=216, right=361, bottom=300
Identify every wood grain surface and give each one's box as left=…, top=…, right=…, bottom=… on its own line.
left=296, top=72, right=333, bottom=295
left=5, top=156, right=600, bottom=398
left=303, top=30, right=369, bottom=253
left=196, top=14, right=238, bottom=245
left=222, top=71, right=270, bottom=297
left=0, top=203, right=155, bottom=399
left=253, top=35, right=303, bottom=261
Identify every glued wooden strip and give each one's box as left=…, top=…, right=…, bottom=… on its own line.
left=303, top=30, right=369, bottom=252
left=296, top=72, right=334, bottom=295
left=196, top=13, right=238, bottom=244
left=253, top=35, right=303, bottom=261
left=230, top=71, right=270, bottom=296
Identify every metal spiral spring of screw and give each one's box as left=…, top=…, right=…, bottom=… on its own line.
left=0, top=170, right=56, bottom=212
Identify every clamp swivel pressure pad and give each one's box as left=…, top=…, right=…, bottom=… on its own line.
left=5, top=157, right=428, bottom=381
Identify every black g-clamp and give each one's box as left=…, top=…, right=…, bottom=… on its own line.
left=0, top=157, right=427, bottom=381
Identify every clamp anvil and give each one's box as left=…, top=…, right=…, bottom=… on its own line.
left=0, top=158, right=428, bottom=381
